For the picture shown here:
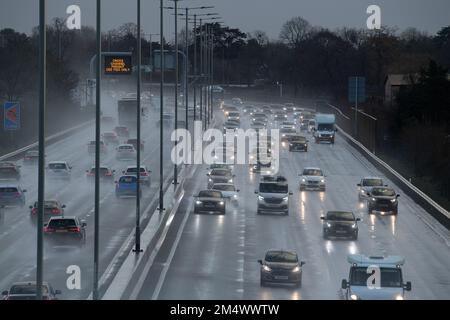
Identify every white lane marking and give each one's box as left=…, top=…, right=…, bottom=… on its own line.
left=151, top=196, right=193, bottom=300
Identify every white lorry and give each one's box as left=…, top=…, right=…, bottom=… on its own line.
left=313, top=113, right=336, bottom=144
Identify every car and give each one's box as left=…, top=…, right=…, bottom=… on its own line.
left=249, top=146, right=272, bottom=163
left=87, top=140, right=107, bottom=154
left=273, top=114, right=288, bottom=123
left=116, top=144, right=137, bottom=160
left=243, top=105, right=256, bottom=115
left=288, top=135, right=308, bottom=152
left=223, top=105, right=239, bottom=116
left=357, top=177, right=386, bottom=201
left=157, top=112, right=174, bottom=126
left=252, top=113, right=268, bottom=123
left=321, top=211, right=360, bottom=240
left=194, top=190, right=226, bottom=215
left=280, top=128, right=297, bottom=143
left=255, top=176, right=292, bottom=215
left=22, top=150, right=41, bottom=165
left=367, top=187, right=400, bottom=215
left=300, top=119, right=310, bottom=131
left=85, top=165, right=115, bottom=180
left=126, top=138, right=145, bottom=151
left=207, top=168, right=234, bottom=189
left=250, top=121, right=266, bottom=130
left=115, top=175, right=142, bottom=198
left=102, top=132, right=120, bottom=145
left=307, top=119, right=316, bottom=132
left=0, top=185, right=26, bottom=207
left=258, top=250, right=305, bottom=287
left=2, top=281, right=61, bottom=300
left=231, top=97, right=243, bottom=105
left=114, top=126, right=129, bottom=138
left=214, top=145, right=236, bottom=163
left=46, top=161, right=72, bottom=180
left=0, top=162, right=21, bottom=180
left=44, top=216, right=86, bottom=247
left=280, top=121, right=296, bottom=130
left=299, top=167, right=326, bottom=191
left=341, top=255, right=411, bottom=300
left=123, top=165, right=151, bottom=186
left=211, top=183, right=240, bottom=204
left=29, top=200, right=66, bottom=220
left=227, top=111, right=241, bottom=123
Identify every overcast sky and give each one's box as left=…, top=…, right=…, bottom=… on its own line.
left=1, top=0, right=449, bottom=40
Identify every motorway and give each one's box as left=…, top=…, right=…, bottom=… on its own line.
left=135, top=99, right=450, bottom=300
left=0, top=93, right=179, bottom=299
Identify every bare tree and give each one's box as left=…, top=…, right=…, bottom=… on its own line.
left=279, top=16, right=312, bottom=48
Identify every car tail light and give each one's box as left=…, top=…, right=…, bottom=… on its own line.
left=106, top=172, right=112, bottom=176
left=14, top=192, right=21, bottom=197
left=52, top=209, right=60, bottom=214
left=68, top=227, right=81, bottom=233
left=44, top=227, right=54, bottom=233
left=141, top=172, right=148, bottom=176
left=31, top=208, right=37, bottom=214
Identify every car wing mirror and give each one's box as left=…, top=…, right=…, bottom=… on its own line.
left=341, top=279, right=348, bottom=289
left=62, top=205, right=66, bottom=208
left=206, top=173, right=210, bottom=176
left=404, top=281, right=411, bottom=291
left=320, top=216, right=325, bottom=220
left=254, top=190, right=258, bottom=194
left=86, top=170, right=89, bottom=173
left=43, top=223, right=48, bottom=227
left=55, top=289, right=62, bottom=295
left=300, top=261, right=305, bottom=266
left=236, top=189, right=240, bottom=192
left=257, top=259, right=263, bottom=265
left=357, top=183, right=361, bottom=187
left=22, top=189, right=27, bottom=193
left=289, top=191, right=293, bottom=195
left=29, top=205, right=33, bottom=209
left=356, top=218, right=361, bottom=221
left=396, top=194, right=400, bottom=198
left=367, top=192, right=370, bottom=196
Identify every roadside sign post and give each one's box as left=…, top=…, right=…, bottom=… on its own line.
left=3, top=102, right=20, bottom=130
left=348, top=76, right=366, bottom=138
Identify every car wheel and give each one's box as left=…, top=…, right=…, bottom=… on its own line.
left=300, top=186, right=305, bottom=191
left=296, top=279, right=302, bottom=288
left=353, top=232, right=358, bottom=240
left=368, top=207, right=373, bottom=214
left=260, top=278, right=266, bottom=287
left=323, top=232, right=328, bottom=240
left=393, top=209, right=398, bottom=215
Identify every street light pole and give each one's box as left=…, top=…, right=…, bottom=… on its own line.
left=193, top=15, right=197, bottom=122
left=199, top=19, right=203, bottom=130
left=93, top=0, right=101, bottom=300
left=174, top=0, right=179, bottom=186
left=134, top=0, right=143, bottom=253
left=158, top=0, right=165, bottom=212
left=37, top=0, right=46, bottom=301
left=185, top=7, right=189, bottom=131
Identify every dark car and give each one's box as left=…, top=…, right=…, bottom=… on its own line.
left=207, top=169, right=234, bottom=189
left=367, top=187, right=400, bottom=215
left=0, top=186, right=26, bottom=207
left=2, top=281, right=61, bottom=300
left=102, top=132, right=120, bottom=145
left=288, top=135, right=308, bottom=152
left=0, top=162, right=21, bottom=180
left=87, top=140, right=107, bottom=154
left=86, top=166, right=115, bottom=180
left=321, top=211, right=360, bottom=240
left=126, top=138, right=145, bottom=151
left=44, top=216, right=86, bottom=247
left=114, top=126, right=130, bottom=138
left=194, top=190, right=226, bottom=215
left=30, top=200, right=66, bottom=221
left=258, top=250, right=305, bottom=287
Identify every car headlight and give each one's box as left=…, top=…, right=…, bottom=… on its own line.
left=262, top=265, right=272, bottom=272
left=321, top=179, right=325, bottom=183
left=390, top=198, right=397, bottom=203
left=196, top=201, right=202, bottom=205
left=219, top=201, right=224, bottom=206
left=301, top=178, right=306, bottom=182
left=233, top=194, right=238, bottom=198
left=360, top=189, right=366, bottom=193
left=395, top=295, right=404, bottom=300
left=371, top=197, right=376, bottom=201
left=282, top=196, right=288, bottom=202
left=351, top=223, right=357, bottom=229
left=326, top=222, right=332, bottom=228
left=258, top=196, right=264, bottom=201
left=209, top=178, right=213, bottom=182
left=228, top=179, right=233, bottom=183
left=350, top=294, right=358, bottom=300
left=292, top=266, right=301, bottom=273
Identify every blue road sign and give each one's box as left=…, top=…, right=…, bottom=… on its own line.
left=4, top=102, right=20, bottom=130
left=348, top=77, right=366, bottom=103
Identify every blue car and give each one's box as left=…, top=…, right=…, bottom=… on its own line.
left=0, top=185, right=26, bottom=207
left=115, top=175, right=142, bottom=198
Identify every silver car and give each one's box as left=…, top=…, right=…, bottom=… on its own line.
left=299, top=167, right=326, bottom=191
left=357, top=177, right=385, bottom=200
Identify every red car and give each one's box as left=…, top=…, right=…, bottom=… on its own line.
left=86, top=166, right=115, bottom=180
left=102, top=132, right=120, bottom=145
left=30, top=200, right=65, bottom=221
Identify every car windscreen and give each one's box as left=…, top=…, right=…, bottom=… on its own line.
left=363, top=179, right=383, bottom=187
left=303, top=169, right=323, bottom=176
left=90, top=168, right=109, bottom=174
left=210, top=170, right=231, bottom=176
left=198, top=190, right=222, bottom=198
left=350, top=267, right=402, bottom=287
left=317, top=123, right=334, bottom=131
left=126, top=167, right=146, bottom=173
left=228, top=112, right=240, bottom=117
left=48, top=219, right=77, bottom=229
left=212, top=185, right=235, bottom=191
left=119, top=146, right=133, bottom=150
left=119, top=176, right=137, bottom=183
left=371, top=188, right=395, bottom=196
left=34, top=201, right=58, bottom=208
left=326, top=211, right=354, bottom=221
left=0, top=187, right=19, bottom=193
left=48, top=163, right=67, bottom=170
left=281, top=128, right=296, bottom=134
left=9, top=285, right=48, bottom=295
left=291, top=137, right=306, bottom=143
left=259, top=183, right=288, bottom=193
left=265, top=251, right=298, bottom=263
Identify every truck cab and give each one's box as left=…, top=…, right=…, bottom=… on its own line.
left=313, top=113, right=336, bottom=144
left=341, top=254, right=412, bottom=300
